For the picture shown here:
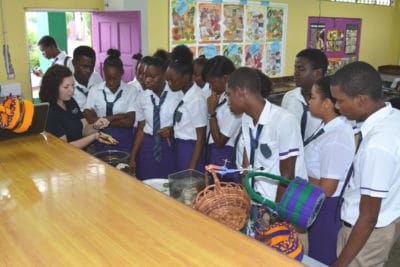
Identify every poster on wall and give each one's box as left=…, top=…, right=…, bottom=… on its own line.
left=169, top=0, right=288, bottom=77
left=307, top=17, right=361, bottom=75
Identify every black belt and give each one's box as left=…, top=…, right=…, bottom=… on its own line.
left=343, top=221, right=352, bottom=228
left=342, top=220, right=381, bottom=229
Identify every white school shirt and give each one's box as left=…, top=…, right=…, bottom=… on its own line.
left=53, top=51, right=74, bottom=72
left=135, top=84, right=183, bottom=135
left=207, top=92, right=242, bottom=147
left=304, top=116, right=355, bottom=197
left=242, top=100, right=307, bottom=201
left=202, top=83, right=212, bottom=98
left=73, top=72, right=103, bottom=111
left=341, top=103, right=400, bottom=227
left=85, top=81, right=138, bottom=117
left=128, top=77, right=144, bottom=94
left=281, top=87, right=322, bottom=141
left=174, top=83, right=207, bottom=140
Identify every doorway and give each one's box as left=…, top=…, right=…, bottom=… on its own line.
left=26, top=10, right=142, bottom=103
left=26, top=11, right=92, bottom=103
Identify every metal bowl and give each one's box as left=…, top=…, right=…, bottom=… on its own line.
left=93, top=150, right=129, bottom=166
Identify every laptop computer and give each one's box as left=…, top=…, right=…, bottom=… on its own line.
left=0, top=102, right=49, bottom=140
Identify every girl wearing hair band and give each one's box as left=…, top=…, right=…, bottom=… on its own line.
left=129, top=56, right=183, bottom=179
left=305, top=76, right=355, bottom=265
left=164, top=45, right=207, bottom=172
left=84, top=48, right=139, bottom=153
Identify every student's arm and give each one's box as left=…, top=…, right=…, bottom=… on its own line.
left=84, top=108, right=100, bottom=124
left=309, top=177, right=339, bottom=197
left=207, top=93, right=229, bottom=147
left=107, top=112, right=135, bottom=128
left=276, top=156, right=296, bottom=202
left=81, top=117, right=109, bottom=136
left=208, top=116, right=229, bottom=148
left=128, top=120, right=145, bottom=174
left=334, top=195, right=381, bottom=267
left=189, top=126, right=206, bottom=169
left=66, top=133, right=99, bottom=149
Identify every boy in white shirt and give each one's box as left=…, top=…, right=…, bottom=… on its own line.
left=281, top=48, right=328, bottom=142
left=331, top=61, right=400, bottom=267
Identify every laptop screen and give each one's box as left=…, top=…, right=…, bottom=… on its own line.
left=0, top=102, right=49, bottom=141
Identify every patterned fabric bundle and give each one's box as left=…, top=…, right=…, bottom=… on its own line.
left=254, top=206, right=304, bottom=261
left=0, top=94, right=34, bottom=133
left=253, top=205, right=304, bottom=261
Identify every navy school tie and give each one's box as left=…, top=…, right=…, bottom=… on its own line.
left=249, top=124, right=264, bottom=188
left=300, top=102, right=309, bottom=141
left=151, top=91, right=168, bottom=162
left=102, top=89, right=123, bottom=116
left=76, top=85, right=88, bottom=97
left=303, top=126, right=325, bottom=146
left=336, top=132, right=363, bottom=217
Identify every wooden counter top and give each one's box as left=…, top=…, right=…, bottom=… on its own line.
left=0, top=133, right=302, bottom=266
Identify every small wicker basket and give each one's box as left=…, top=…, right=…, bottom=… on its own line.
left=192, top=169, right=251, bottom=231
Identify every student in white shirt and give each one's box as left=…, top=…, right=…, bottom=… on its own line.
left=281, top=48, right=328, bottom=142
left=129, top=56, right=183, bottom=180
left=72, top=46, right=103, bottom=111
left=203, top=56, right=241, bottom=182
left=226, top=67, right=307, bottom=202
left=331, top=61, right=400, bottom=267
left=305, top=76, right=355, bottom=265
left=84, top=49, right=138, bottom=153
left=34, top=35, right=73, bottom=77
left=165, top=45, right=207, bottom=172
left=235, top=70, right=274, bottom=178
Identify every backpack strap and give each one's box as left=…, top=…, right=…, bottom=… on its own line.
left=64, top=56, right=71, bottom=66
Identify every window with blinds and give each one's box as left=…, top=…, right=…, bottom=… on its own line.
left=331, top=0, right=393, bottom=6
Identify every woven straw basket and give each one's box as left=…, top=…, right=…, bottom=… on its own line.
left=192, top=170, right=251, bottom=231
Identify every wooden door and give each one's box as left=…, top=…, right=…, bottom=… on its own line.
left=92, top=11, right=141, bottom=82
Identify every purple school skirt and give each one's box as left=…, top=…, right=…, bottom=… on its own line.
left=135, top=134, right=177, bottom=180
left=308, top=196, right=341, bottom=266
left=175, top=139, right=205, bottom=173
left=95, top=127, right=134, bottom=153
left=207, top=144, right=239, bottom=183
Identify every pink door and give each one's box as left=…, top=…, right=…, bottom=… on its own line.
left=92, top=11, right=141, bottom=82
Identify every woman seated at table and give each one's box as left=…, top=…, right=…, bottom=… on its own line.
left=84, top=48, right=138, bottom=153
left=39, top=65, right=110, bottom=149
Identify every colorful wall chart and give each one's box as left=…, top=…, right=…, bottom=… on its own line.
left=307, top=17, right=362, bottom=75
left=169, top=0, right=288, bottom=77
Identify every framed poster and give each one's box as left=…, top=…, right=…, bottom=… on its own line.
left=169, top=0, right=288, bottom=77
left=307, top=17, right=362, bottom=75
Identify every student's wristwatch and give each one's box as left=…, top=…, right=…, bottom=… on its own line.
left=208, top=113, right=217, bottom=120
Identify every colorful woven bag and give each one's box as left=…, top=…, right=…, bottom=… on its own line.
left=244, top=172, right=326, bottom=229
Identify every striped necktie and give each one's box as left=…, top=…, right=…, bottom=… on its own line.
left=102, top=89, right=123, bottom=116
left=151, top=91, right=168, bottom=162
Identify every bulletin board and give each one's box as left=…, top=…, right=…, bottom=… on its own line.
left=169, top=0, right=288, bottom=77
left=307, top=16, right=362, bottom=75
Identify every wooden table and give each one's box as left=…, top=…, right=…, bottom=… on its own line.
left=0, top=133, right=302, bottom=266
